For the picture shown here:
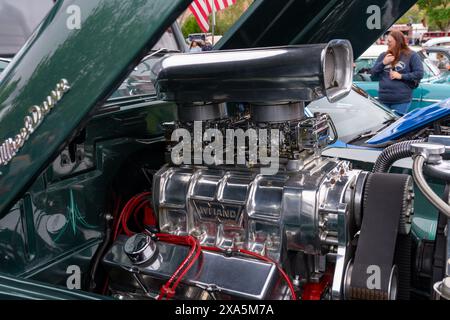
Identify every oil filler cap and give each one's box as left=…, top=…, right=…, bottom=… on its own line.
left=124, top=233, right=158, bottom=265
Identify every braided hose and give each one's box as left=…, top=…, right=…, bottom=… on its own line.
left=372, top=139, right=426, bottom=173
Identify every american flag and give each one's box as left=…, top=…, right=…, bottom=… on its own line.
left=189, top=0, right=237, bottom=32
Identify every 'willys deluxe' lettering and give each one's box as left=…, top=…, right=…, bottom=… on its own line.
left=0, top=79, right=70, bottom=166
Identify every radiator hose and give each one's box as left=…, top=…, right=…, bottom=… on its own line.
left=372, top=139, right=426, bottom=173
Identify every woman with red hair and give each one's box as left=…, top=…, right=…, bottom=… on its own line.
left=371, top=30, right=424, bottom=115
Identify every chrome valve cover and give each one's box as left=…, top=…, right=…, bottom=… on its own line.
left=152, top=156, right=363, bottom=261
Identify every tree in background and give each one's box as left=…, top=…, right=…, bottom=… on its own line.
left=397, top=5, right=425, bottom=24
left=181, top=0, right=253, bottom=38
left=181, top=15, right=202, bottom=36
left=417, top=0, right=450, bottom=31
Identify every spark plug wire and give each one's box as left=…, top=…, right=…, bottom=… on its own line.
left=156, top=234, right=201, bottom=300
left=113, top=192, right=151, bottom=240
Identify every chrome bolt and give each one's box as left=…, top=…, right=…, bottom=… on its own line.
left=293, top=275, right=301, bottom=287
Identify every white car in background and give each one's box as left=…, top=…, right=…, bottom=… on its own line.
left=423, top=36, right=450, bottom=47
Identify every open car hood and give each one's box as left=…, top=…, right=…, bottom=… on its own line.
left=367, top=98, right=450, bottom=145
left=216, top=0, right=417, bottom=58
left=0, top=0, right=191, bottom=215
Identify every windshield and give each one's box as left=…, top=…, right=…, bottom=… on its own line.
left=307, top=86, right=398, bottom=143
left=426, top=50, right=450, bottom=71
left=419, top=51, right=442, bottom=77
left=109, top=28, right=181, bottom=100
left=110, top=54, right=161, bottom=99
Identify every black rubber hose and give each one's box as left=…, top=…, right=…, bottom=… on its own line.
left=372, top=139, right=426, bottom=173
left=87, top=215, right=112, bottom=292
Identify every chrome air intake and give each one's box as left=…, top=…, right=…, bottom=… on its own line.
left=151, top=40, right=353, bottom=104
left=322, top=40, right=354, bottom=102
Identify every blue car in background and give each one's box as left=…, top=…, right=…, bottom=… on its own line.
left=366, top=98, right=450, bottom=145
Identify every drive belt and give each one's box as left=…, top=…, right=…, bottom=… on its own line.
left=347, top=173, right=412, bottom=300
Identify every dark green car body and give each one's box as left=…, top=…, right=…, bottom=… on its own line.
left=0, top=0, right=436, bottom=299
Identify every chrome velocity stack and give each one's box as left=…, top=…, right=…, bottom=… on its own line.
left=151, top=40, right=353, bottom=104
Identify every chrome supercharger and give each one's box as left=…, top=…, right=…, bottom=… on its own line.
left=103, top=41, right=414, bottom=300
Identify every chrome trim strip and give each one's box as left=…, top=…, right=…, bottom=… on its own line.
left=421, top=98, right=443, bottom=103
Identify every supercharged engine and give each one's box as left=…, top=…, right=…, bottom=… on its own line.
left=102, top=41, right=415, bottom=300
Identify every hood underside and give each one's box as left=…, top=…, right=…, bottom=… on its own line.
left=216, top=0, right=417, bottom=59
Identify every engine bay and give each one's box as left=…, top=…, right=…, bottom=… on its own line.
left=2, top=0, right=450, bottom=304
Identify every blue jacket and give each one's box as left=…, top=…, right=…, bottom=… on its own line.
left=371, top=51, right=424, bottom=104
